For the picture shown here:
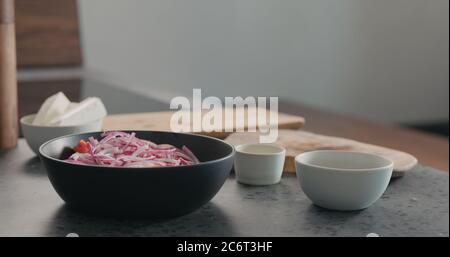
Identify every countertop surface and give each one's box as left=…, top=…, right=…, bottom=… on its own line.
left=0, top=140, right=448, bottom=237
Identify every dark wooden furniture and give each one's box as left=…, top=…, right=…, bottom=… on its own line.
left=15, top=0, right=81, bottom=67
left=280, top=101, right=449, bottom=172
left=14, top=0, right=82, bottom=141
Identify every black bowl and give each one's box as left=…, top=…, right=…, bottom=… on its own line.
left=39, top=131, right=235, bottom=218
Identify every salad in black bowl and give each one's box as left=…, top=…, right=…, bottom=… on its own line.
left=39, top=131, right=235, bottom=218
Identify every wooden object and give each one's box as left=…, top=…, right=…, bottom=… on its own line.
left=225, top=129, right=418, bottom=177
left=279, top=101, right=448, bottom=172
left=0, top=0, right=18, bottom=149
left=103, top=108, right=305, bottom=139
left=15, top=0, right=81, bottom=67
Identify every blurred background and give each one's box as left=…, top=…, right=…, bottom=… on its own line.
left=17, top=0, right=449, bottom=135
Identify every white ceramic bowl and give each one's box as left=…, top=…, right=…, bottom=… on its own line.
left=295, top=150, right=393, bottom=211
left=234, top=143, right=286, bottom=186
left=20, top=114, right=103, bottom=155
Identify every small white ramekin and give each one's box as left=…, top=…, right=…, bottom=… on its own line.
left=234, top=143, right=286, bottom=186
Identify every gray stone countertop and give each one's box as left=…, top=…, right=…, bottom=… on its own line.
left=0, top=140, right=448, bottom=237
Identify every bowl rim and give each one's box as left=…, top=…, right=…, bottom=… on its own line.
left=235, top=143, right=286, bottom=156
left=295, top=150, right=394, bottom=173
left=20, top=113, right=103, bottom=128
left=39, top=130, right=235, bottom=170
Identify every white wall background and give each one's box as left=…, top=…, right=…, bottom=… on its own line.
left=78, top=0, right=449, bottom=124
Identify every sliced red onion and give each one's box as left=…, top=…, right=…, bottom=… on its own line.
left=65, top=131, right=200, bottom=167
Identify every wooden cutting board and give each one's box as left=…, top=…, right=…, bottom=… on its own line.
left=103, top=108, right=305, bottom=139
left=225, top=129, right=418, bottom=178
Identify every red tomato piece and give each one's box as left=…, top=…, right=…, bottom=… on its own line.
left=73, top=140, right=89, bottom=153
